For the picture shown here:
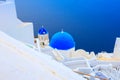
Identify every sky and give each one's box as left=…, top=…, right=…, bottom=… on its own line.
left=14, top=0, right=120, bottom=53
left=0, top=0, right=6, bottom=1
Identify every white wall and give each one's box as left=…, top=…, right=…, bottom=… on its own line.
left=0, top=0, right=34, bottom=44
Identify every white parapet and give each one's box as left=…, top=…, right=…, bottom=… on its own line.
left=113, top=38, right=120, bottom=58
left=0, top=0, right=34, bottom=44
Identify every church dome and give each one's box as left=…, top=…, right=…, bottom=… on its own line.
left=50, top=31, right=75, bottom=50
left=38, top=27, right=48, bottom=35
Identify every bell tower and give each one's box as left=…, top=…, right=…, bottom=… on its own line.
left=38, top=26, right=49, bottom=48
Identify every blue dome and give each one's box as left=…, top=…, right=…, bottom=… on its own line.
left=38, top=27, right=48, bottom=35
left=50, top=31, right=75, bottom=50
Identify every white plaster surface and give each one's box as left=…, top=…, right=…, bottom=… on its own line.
left=0, top=31, right=85, bottom=80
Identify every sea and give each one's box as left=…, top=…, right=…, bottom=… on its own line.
left=15, top=0, right=120, bottom=53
